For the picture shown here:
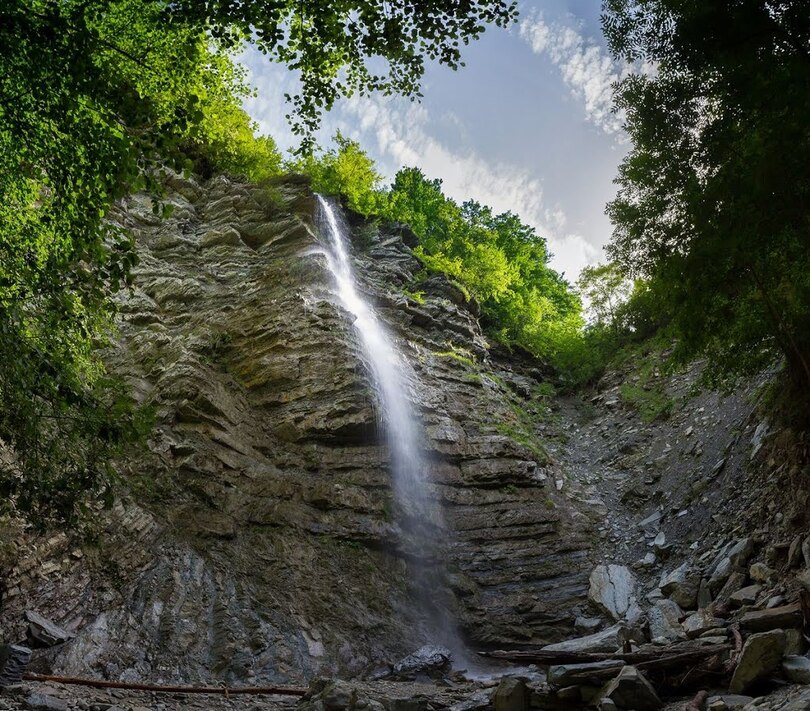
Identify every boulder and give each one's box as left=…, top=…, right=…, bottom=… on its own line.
left=782, top=655, right=810, bottom=684
left=707, top=539, right=753, bottom=590
left=548, top=660, right=625, bottom=687
left=596, top=666, right=661, bottom=710
left=492, top=677, right=529, bottom=711
left=660, top=563, right=698, bottom=609
left=739, top=603, right=802, bottom=633
left=589, top=565, right=640, bottom=621
left=0, top=645, right=31, bottom=687
left=23, top=693, right=69, bottom=711
left=729, top=629, right=786, bottom=693
left=729, top=585, right=761, bottom=607
left=25, top=610, right=73, bottom=648
left=749, top=562, right=776, bottom=583
left=392, top=645, right=452, bottom=678
left=575, top=616, right=604, bottom=634
left=541, top=624, right=622, bottom=654
left=682, top=609, right=724, bottom=639
left=647, top=600, right=686, bottom=642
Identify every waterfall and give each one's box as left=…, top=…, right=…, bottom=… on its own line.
left=315, top=195, right=459, bottom=651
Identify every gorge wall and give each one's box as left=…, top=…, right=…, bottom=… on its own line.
left=0, top=174, right=597, bottom=684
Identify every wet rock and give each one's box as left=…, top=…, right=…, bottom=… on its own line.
left=0, top=645, right=31, bottom=687
left=647, top=600, right=686, bottom=642
left=448, top=691, right=492, bottom=711
left=492, top=677, right=528, bottom=711
left=728, top=629, right=786, bottom=693
left=782, top=655, right=810, bottom=684
left=595, top=666, right=661, bottom=710
left=547, top=660, right=625, bottom=687
left=588, top=565, right=640, bottom=621
left=25, top=611, right=73, bottom=648
left=392, top=646, right=452, bottom=679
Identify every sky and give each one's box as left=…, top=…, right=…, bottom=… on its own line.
left=240, top=1, right=630, bottom=282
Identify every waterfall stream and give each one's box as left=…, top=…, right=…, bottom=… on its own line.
left=315, top=195, right=460, bottom=653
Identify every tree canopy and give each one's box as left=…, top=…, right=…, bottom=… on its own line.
left=0, top=0, right=516, bottom=522
left=603, top=0, right=810, bottom=396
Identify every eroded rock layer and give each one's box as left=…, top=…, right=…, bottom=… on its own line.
left=0, top=175, right=594, bottom=683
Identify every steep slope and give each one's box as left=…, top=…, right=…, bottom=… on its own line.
left=0, top=173, right=595, bottom=683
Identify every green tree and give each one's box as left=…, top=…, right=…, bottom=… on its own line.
left=0, top=0, right=517, bottom=520
left=603, top=0, right=810, bottom=396
left=577, top=263, right=631, bottom=329
left=290, top=133, right=384, bottom=215
left=172, top=0, right=518, bottom=149
left=383, top=168, right=584, bottom=370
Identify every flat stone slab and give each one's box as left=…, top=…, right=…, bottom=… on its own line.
left=541, top=624, right=621, bottom=654
left=739, top=603, right=802, bottom=632
left=589, top=565, right=638, bottom=620
left=729, top=629, right=786, bottom=694
left=548, top=660, right=625, bottom=686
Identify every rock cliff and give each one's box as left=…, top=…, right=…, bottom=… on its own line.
left=0, top=174, right=595, bottom=683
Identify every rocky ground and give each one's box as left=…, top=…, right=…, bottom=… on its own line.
left=1, top=172, right=809, bottom=710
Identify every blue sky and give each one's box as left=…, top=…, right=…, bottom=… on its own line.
left=240, top=1, right=630, bottom=281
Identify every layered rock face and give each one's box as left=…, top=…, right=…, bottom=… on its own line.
left=0, top=174, right=594, bottom=684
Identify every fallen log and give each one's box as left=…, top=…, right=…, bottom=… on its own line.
left=22, top=672, right=307, bottom=696
left=479, top=642, right=731, bottom=669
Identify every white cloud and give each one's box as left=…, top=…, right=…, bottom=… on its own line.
left=239, top=47, right=604, bottom=278
left=520, top=13, right=626, bottom=135
left=339, top=94, right=599, bottom=278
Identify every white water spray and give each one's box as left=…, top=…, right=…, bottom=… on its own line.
left=316, top=195, right=431, bottom=520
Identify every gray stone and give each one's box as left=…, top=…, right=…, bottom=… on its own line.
left=660, top=563, right=698, bottom=609
left=492, top=677, right=528, bottom=711
left=739, top=603, right=802, bottom=632
left=705, top=696, right=753, bottom=710
left=541, top=624, right=622, bottom=654
left=682, top=609, right=723, bottom=638
left=803, top=536, right=810, bottom=569
left=25, top=610, right=73, bottom=647
left=596, top=666, right=661, bottom=711
left=24, top=694, right=69, bottom=711
left=575, top=616, right=603, bottom=634
left=749, top=562, right=775, bottom=583
left=729, top=629, right=786, bottom=693
left=647, top=600, right=686, bottom=642
left=787, top=536, right=804, bottom=569
left=782, top=655, right=810, bottom=684
left=784, top=628, right=806, bottom=656
left=707, top=539, right=753, bottom=590
left=392, top=645, right=452, bottom=678
left=448, top=691, right=492, bottom=711
left=0, top=645, right=31, bottom=687
left=548, top=660, right=625, bottom=687
left=588, top=565, right=639, bottom=621
left=729, top=584, right=761, bottom=607
left=697, top=578, right=713, bottom=608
